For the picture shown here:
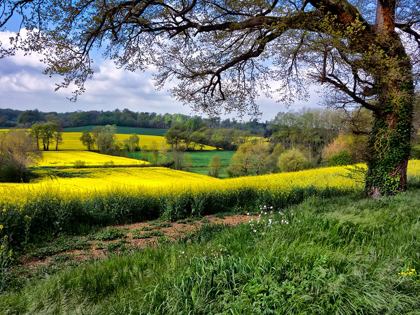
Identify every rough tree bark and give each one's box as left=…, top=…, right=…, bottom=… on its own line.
left=364, top=0, right=414, bottom=196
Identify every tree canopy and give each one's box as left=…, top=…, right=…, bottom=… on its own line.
left=1, top=0, right=419, bottom=196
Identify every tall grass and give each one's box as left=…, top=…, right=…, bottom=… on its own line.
left=2, top=189, right=420, bottom=313
left=0, top=184, right=360, bottom=250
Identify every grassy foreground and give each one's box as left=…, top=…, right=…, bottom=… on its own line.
left=1, top=190, right=420, bottom=314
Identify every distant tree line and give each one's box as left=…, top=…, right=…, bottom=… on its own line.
left=164, top=121, right=254, bottom=152
left=79, top=125, right=141, bottom=157
left=0, top=108, right=269, bottom=134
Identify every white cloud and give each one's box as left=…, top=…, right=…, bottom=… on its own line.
left=0, top=30, right=321, bottom=121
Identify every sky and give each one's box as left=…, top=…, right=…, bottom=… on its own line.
left=0, top=29, right=322, bottom=122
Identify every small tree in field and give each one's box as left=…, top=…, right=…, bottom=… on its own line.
left=80, top=131, right=95, bottom=151
left=54, top=125, right=63, bottom=151
left=30, top=122, right=62, bottom=151
left=208, top=155, right=222, bottom=178
left=190, top=131, right=207, bottom=151
left=149, top=141, right=159, bottom=164
left=171, top=145, right=188, bottom=170
left=97, top=125, right=119, bottom=154
left=278, top=149, right=310, bottom=173
left=92, top=126, right=103, bottom=147
left=30, top=123, right=42, bottom=150
left=123, top=134, right=140, bottom=158
left=159, top=141, right=168, bottom=164
left=227, top=142, right=273, bottom=177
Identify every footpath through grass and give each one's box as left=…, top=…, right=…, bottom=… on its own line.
left=2, top=189, right=420, bottom=314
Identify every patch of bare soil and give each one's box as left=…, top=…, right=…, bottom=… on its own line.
left=22, top=214, right=258, bottom=268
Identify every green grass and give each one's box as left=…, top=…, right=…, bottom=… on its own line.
left=134, top=150, right=235, bottom=165
left=131, top=229, right=165, bottom=239
left=188, top=165, right=230, bottom=178
left=183, top=150, right=235, bottom=166
left=92, top=227, right=127, bottom=241
left=2, top=190, right=420, bottom=313
left=62, top=125, right=167, bottom=136
left=186, top=151, right=234, bottom=178
left=134, top=150, right=235, bottom=178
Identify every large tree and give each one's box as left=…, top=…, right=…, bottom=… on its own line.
left=1, top=0, right=419, bottom=196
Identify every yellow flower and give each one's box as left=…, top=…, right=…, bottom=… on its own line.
left=0, top=225, right=3, bottom=230
left=2, top=209, right=5, bottom=213
left=0, top=245, right=4, bottom=250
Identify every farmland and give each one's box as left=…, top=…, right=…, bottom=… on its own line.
left=1, top=161, right=420, bottom=249
left=2, top=127, right=420, bottom=313
left=63, top=125, right=168, bottom=136
left=134, top=150, right=236, bottom=178
left=59, top=132, right=167, bottom=151
left=36, top=151, right=149, bottom=167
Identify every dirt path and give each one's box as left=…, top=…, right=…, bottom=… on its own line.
left=21, top=214, right=259, bottom=268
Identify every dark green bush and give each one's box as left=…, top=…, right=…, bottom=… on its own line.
left=327, top=150, right=354, bottom=166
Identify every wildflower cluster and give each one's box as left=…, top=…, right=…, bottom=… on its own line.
left=199, top=244, right=228, bottom=260
left=398, top=268, right=417, bottom=277
left=249, top=205, right=298, bottom=235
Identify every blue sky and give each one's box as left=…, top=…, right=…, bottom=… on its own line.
left=0, top=28, right=322, bottom=121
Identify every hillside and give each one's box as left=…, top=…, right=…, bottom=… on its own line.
left=1, top=186, right=420, bottom=313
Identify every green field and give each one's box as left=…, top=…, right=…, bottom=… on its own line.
left=134, top=150, right=235, bottom=166
left=63, top=125, right=168, bottom=136
left=2, top=188, right=420, bottom=313
left=188, top=165, right=230, bottom=178
left=133, top=150, right=236, bottom=178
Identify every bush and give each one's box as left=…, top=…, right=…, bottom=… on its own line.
left=0, top=130, right=41, bottom=182
left=411, top=145, right=420, bottom=159
left=208, top=155, right=222, bottom=178
left=227, top=142, right=275, bottom=177
left=72, top=160, right=87, bottom=168
left=278, top=149, right=309, bottom=172
left=327, top=150, right=354, bottom=166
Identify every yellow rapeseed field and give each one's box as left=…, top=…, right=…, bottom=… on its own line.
left=59, top=132, right=217, bottom=151
left=35, top=151, right=149, bottom=167
left=1, top=160, right=420, bottom=202
left=1, top=161, right=420, bottom=246
left=60, top=133, right=168, bottom=150
left=0, top=167, right=219, bottom=203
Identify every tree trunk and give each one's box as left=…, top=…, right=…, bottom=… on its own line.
left=365, top=82, right=414, bottom=197
left=364, top=0, right=414, bottom=197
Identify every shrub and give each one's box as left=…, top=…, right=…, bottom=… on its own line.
left=327, top=150, right=354, bottom=166
left=0, top=130, right=41, bottom=182
left=278, top=149, right=309, bottom=172
left=411, top=145, right=420, bottom=159
left=208, top=155, right=222, bottom=178
left=227, top=142, right=274, bottom=177
left=72, top=160, right=87, bottom=168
